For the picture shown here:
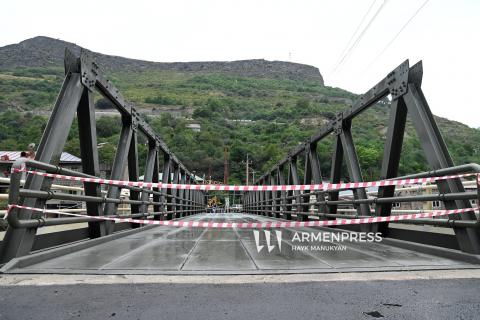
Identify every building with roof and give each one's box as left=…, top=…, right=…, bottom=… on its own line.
left=138, top=173, right=204, bottom=183
left=186, top=123, right=201, bottom=132
left=0, top=151, right=82, bottom=178
left=0, top=151, right=83, bottom=210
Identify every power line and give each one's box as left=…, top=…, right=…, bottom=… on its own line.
left=333, top=0, right=377, bottom=71
left=332, top=0, right=389, bottom=74
left=333, top=0, right=389, bottom=73
left=364, top=0, right=430, bottom=71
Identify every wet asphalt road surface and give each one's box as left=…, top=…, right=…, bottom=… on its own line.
left=1, top=278, right=479, bottom=320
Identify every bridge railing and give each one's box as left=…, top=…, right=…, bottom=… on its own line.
left=245, top=164, right=479, bottom=223
left=244, top=164, right=480, bottom=253
left=0, top=158, right=205, bottom=260
left=5, top=158, right=205, bottom=228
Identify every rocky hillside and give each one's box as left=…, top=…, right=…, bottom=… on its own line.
left=0, top=36, right=324, bottom=83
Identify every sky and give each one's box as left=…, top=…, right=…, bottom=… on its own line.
left=1, top=0, right=479, bottom=127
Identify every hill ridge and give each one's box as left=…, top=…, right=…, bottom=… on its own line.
left=0, top=36, right=324, bottom=83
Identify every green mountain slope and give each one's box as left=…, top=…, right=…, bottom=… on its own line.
left=0, top=37, right=479, bottom=184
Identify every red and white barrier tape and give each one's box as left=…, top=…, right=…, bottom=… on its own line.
left=11, top=168, right=479, bottom=192
left=5, top=204, right=478, bottom=228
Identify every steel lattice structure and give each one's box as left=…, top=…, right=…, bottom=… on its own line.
left=0, top=50, right=206, bottom=262
left=244, top=60, right=480, bottom=254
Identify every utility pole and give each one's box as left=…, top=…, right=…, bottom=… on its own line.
left=246, top=153, right=249, bottom=186
left=208, top=163, right=212, bottom=184
left=243, top=154, right=252, bottom=185
left=223, top=146, right=229, bottom=185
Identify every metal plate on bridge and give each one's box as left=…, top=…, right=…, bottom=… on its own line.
left=3, top=213, right=478, bottom=275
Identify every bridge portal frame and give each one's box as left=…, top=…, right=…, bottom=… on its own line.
left=245, top=60, right=480, bottom=254
left=0, top=49, right=205, bottom=263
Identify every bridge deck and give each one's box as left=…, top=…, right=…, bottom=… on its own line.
left=3, top=213, right=479, bottom=274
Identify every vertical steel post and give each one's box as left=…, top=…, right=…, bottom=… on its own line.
left=259, top=178, right=266, bottom=216
left=127, top=128, right=141, bottom=227
left=288, top=157, right=303, bottom=221
left=152, top=151, right=161, bottom=219
left=270, top=173, right=279, bottom=218
left=277, top=165, right=289, bottom=219
left=77, top=88, right=107, bottom=236
left=373, top=98, right=407, bottom=234
left=269, top=174, right=274, bottom=217
left=285, top=160, right=295, bottom=220
left=303, top=150, right=313, bottom=219
left=254, top=180, right=260, bottom=215
left=184, top=174, right=190, bottom=216
left=189, top=175, right=195, bottom=215
left=140, top=141, right=157, bottom=215
left=307, top=142, right=328, bottom=216
left=162, top=154, right=173, bottom=220
left=103, top=115, right=133, bottom=234
left=178, top=170, right=186, bottom=217
left=328, top=136, right=343, bottom=216
left=339, top=120, right=371, bottom=232
left=172, top=164, right=180, bottom=218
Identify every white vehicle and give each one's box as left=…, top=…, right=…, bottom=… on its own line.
left=231, top=204, right=243, bottom=212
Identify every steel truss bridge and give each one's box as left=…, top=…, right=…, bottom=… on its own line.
left=0, top=50, right=479, bottom=275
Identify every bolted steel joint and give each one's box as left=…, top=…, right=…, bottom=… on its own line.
left=387, top=60, right=410, bottom=100
left=333, top=113, right=344, bottom=135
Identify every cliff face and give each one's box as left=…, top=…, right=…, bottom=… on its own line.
left=0, top=36, right=324, bottom=84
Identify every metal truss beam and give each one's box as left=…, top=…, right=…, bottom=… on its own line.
left=245, top=59, right=480, bottom=254
left=0, top=50, right=203, bottom=262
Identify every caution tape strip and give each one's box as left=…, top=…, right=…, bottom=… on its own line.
left=11, top=168, right=479, bottom=192
left=6, top=204, right=478, bottom=229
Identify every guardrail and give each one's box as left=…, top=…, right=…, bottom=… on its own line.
left=6, top=159, right=205, bottom=228
left=244, top=164, right=480, bottom=252
left=0, top=158, right=205, bottom=260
